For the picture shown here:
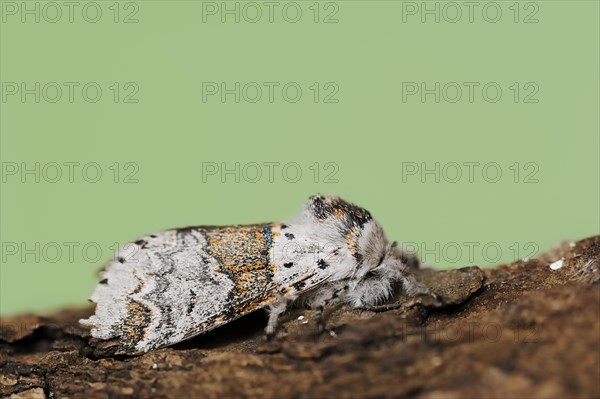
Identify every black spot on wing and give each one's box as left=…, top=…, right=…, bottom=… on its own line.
left=293, top=280, right=306, bottom=291
left=134, top=239, right=149, bottom=249
left=154, top=303, right=175, bottom=344
left=187, top=290, right=197, bottom=315
left=317, top=259, right=329, bottom=269
left=285, top=233, right=295, bottom=240
left=354, top=252, right=364, bottom=264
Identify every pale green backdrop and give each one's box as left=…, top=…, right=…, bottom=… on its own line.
left=1, top=1, right=598, bottom=315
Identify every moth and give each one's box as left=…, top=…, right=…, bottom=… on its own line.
left=80, top=195, right=430, bottom=353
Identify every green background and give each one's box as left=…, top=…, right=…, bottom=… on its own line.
left=1, top=1, right=598, bottom=315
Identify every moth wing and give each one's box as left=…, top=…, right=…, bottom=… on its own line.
left=179, top=290, right=278, bottom=341
left=269, top=219, right=356, bottom=299
left=80, top=224, right=279, bottom=354
left=181, top=272, right=335, bottom=343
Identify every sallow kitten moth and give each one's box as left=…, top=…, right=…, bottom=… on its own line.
left=80, top=195, right=430, bottom=353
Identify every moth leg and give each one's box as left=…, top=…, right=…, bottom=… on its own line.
left=399, top=250, right=420, bottom=270
left=390, top=242, right=431, bottom=296
left=391, top=241, right=420, bottom=271
left=360, top=301, right=404, bottom=312
left=310, top=284, right=348, bottom=333
left=314, top=305, right=326, bottom=333
left=360, top=298, right=423, bottom=312
left=399, top=271, right=442, bottom=312
left=265, top=297, right=289, bottom=340
left=401, top=272, right=434, bottom=297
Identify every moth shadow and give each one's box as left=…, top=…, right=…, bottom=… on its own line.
left=171, top=309, right=269, bottom=351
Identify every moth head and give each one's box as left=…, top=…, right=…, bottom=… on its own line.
left=346, top=242, right=421, bottom=307
left=363, top=241, right=419, bottom=281
left=299, top=195, right=425, bottom=306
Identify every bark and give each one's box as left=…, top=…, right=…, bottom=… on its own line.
left=1, top=236, right=599, bottom=399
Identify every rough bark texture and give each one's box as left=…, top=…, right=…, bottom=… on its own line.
left=1, top=236, right=599, bottom=399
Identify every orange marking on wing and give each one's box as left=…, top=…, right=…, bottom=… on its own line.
left=205, top=224, right=276, bottom=316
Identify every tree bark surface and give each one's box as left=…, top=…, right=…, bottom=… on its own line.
left=1, top=236, right=599, bottom=399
